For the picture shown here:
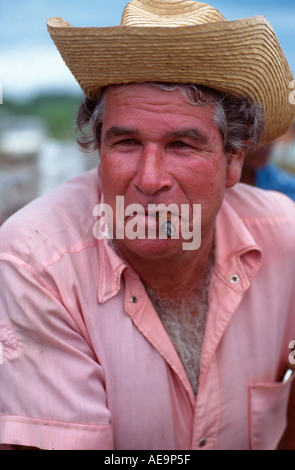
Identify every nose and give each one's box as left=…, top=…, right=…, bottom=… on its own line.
left=133, top=144, right=173, bottom=196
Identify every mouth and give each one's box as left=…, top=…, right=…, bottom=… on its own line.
left=153, top=211, right=176, bottom=238
left=123, top=208, right=178, bottom=239
left=160, top=218, right=176, bottom=238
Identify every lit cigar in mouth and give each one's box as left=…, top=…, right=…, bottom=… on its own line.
left=161, top=219, right=176, bottom=238
left=158, top=211, right=176, bottom=238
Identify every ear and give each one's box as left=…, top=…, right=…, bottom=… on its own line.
left=225, top=148, right=245, bottom=188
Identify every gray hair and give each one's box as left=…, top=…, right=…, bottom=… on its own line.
left=76, top=82, right=265, bottom=154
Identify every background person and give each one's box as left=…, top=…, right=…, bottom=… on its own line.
left=241, top=123, right=295, bottom=200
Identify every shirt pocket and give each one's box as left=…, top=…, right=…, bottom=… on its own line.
left=249, top=377, right=293, bottom=450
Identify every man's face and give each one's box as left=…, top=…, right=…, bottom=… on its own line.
left=98, top=83, right=242, bottom=260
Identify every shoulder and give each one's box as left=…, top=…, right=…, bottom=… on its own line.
left=0, top=169, right=101, bottom=272
left=225, top=182, right=295, bottom=219
left=224, top=183, right=295, bottom=249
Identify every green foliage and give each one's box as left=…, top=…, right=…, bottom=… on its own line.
left=0, top=93, right=83, bottom=140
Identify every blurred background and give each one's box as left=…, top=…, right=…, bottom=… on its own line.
left=0, top=0, right=295, bottom=224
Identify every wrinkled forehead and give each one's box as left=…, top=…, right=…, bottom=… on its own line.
left=102, top=82, right=219, bottom=128
left=104, top=81, right=221, bottom=104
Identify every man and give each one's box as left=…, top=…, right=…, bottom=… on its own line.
left=0, top=0, right=295, bottom=450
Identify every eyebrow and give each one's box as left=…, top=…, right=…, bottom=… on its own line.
left=103, top=126, right=139, bottom=142
left=164, top=127, right=210, bottom=146
left=103, top=125, right=210, bottom=146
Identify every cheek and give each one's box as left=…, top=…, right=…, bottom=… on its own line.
left=99, top=154, right=136, bottom=199
left=181, top=157, right=227, bottom=198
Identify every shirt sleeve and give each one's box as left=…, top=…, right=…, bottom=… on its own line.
left=0, top=253, right=114, bottom=450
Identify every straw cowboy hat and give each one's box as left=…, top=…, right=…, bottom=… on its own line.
left=47, top=0, right=295, bottom=143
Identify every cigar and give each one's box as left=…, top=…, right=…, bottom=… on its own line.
left=159, top=212, right=176, bottom=238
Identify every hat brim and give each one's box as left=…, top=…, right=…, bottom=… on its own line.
left=47, top=16, right=295, bottom=143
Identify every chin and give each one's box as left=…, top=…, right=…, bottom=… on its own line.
left=119, top=237, right=185, bottom=261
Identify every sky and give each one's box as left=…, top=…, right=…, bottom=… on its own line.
left=0, top=0, right=294, bottom=101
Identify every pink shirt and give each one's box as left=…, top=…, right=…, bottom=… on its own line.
left=0, top=168, right=294, bottom=450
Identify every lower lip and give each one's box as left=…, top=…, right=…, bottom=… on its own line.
left=125, top=214, right=178, bottom=238
left=124, top=214, right=157, bottom=238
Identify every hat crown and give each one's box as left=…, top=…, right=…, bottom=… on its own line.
left=121, top=0, right=225, bottom=26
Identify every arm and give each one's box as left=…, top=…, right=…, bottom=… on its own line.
left=0, top=254, right=113, bottom=450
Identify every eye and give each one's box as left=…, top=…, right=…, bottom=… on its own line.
left=173, top=141, right=190, bottom=148
left=168, top=141, right=192, bottom=150
left=116, top=138, right=139, bottom=146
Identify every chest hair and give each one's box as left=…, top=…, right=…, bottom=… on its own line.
left=144, top=254, right=214, bottom=396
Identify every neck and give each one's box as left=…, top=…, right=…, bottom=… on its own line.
left=116, top=231, right=215, bottom=299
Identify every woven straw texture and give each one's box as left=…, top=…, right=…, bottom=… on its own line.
left=121, top=0, right=226, bottom=26
left=47, top=0, right=295, bottom=143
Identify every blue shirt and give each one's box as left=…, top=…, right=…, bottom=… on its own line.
left=255, top=164, right=295, bottom=201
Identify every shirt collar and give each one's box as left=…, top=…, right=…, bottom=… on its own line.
left=214, top=193, right=262, bottom=292
left=96, top=192, right=127, bottom=303
left=98, top=237, right=127, bottom=303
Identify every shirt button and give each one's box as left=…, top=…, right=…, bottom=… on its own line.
left=130, top=296, right=138, bottom=304
left=230, top=274, right=240, bottom=284
left=199, top=438, right=207, bottom=447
